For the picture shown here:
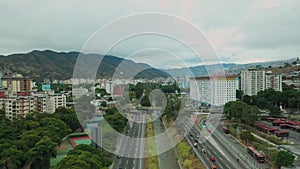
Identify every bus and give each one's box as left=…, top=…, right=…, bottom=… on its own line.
left=272, top=120, right=285, bottom=126
left=279, top=124, right=291, bottom=129
left=247, top=146, right=265, bottom=163
left=275, top=130, right=289, bottom=137
left=290, top=125, right=300, bottom=132
left=222, top=126, right=229, bottom=134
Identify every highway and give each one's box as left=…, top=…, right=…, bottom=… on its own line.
left=112, top=112, right=145, bottom=169
left=205, top=115, right=271, bottom=169
left=184, top=123, right=245, bottom=169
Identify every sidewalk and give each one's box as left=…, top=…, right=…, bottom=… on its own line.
left=251, top=133, right=278, bottom=147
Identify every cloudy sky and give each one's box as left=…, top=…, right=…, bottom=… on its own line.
left=0, top=0, right=299, bottom=68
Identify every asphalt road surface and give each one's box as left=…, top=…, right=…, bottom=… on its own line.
left=112, top=113, right=145, bottom=169
left=185, top=124, right=245, bottom=169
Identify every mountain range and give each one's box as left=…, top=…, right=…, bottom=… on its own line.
left=164, top=59, right=296, bottom=77
left=0, top=50, right=169, bottom=81
left=0, top=50, right=296, bottom=81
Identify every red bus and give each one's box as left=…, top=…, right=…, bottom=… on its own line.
left=275, top=130, right=289, bottom=137
left=272, top=120, right=286, bottom=126
left=222, top=126, right=229, bottom=134
left=266, top=117, right=277, bottom=122
left=290, top=125, right=300, bottom=132
left=279, top=124, right=291, bottom=129
left=247, top=146, right=265, bottom=163
left=287, top=120, right=300, bottom=126
left=254, top=123, right=276, bottom=134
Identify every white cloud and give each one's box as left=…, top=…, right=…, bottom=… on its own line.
left=0, top=0, right=299, bottom=67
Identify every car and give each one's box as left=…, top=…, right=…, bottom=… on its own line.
left=196, top=135, right=200, bottom=138
left=202, top=149, right=206, bottom=153
left=189, top=133, right=194, bottom=137
left=211, top=165, right=217, bottom=169
left=193, top=143, right=198, bottom=147
left=194, top=139, right=198, bottom=143
left=116, top=155, right=121, bottom=158
left=211, top=157, right=216, bottom=162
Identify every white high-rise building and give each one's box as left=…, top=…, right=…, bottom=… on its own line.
left=46, top=93, right=66, bottom=113
left=190, top=76, right=239, bottom=106
left=105, top=81, right=114, bottom=94
left=241, top=69, right=282, bottom=96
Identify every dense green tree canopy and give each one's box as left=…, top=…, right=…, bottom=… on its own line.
left=224, top=101, right=259, bottom=124
left=28, top=136, right=57, bottom=169
left=276, top=151, right=295, bottom=168
left=0, top=107, right=85, bottom=169
left=56, top=144, right=112, bottom=169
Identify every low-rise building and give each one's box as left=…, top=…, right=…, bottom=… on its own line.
left=0, top=92, right=66, bottom=120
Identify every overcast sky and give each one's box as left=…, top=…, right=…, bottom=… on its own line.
left=0, top=0, right=299, bottom=68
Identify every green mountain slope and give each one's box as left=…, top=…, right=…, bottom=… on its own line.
left=0, top=50, right=169, bottom=81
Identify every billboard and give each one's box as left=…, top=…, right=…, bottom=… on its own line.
left=42, top=84, right=51, bottom=91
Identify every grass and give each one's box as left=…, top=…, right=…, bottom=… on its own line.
left=144, top=115, right=159, bottom=169
left=176, top=140, right=205, bottom=169
left=161, top=117, right=205, bottom=169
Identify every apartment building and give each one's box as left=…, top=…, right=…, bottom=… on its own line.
left=2, top=74, right=33, bottom=94
left=190, top=76, right=239, bottom=106
left=241, top=69, right=282, bottom=96
left=0, top=93, right=66, bottom=120
left=0, top=96, right=37, bottom=120
left=265, top=71, right=282, bottom=92
left=46, top=93, right=66, bottom=114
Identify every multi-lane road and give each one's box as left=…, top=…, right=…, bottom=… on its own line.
left=112, top=112, right=145, bottom=169
left=112, top=109, right=272, bottom=169
left=204, top=114, right=271, bottom=169
left=185, top=124, right=246, bottom=169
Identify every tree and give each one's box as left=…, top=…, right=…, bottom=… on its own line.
left=0, top=110, right=5, bottom=118
left=56, top=155, right=90, bottom=169
left=56, top=144, right=110, bottom=169
left=104, top=113, right=127, bottom=132
left=95, top=88, right=108, bottom=97
left=140, top=94, right=151, bottom=107
left=236, top=90, right=243, bottom=100
left=242, top=95, right=253, bottom=105
left=0, top=147, right=24, bottom=169
left=224, top=101, right=259, bottom=124
left=256, top=97, right=268, bottom=109
left=240, top=130, right=254, bottom=144
left=52, top=108, right=81, bottom=132
left=276, top=151, right=295, bottom=168
left=241, top=106, right=259, bottom=125
left=20, top=131, right=42, bottom=148
left=39, top=118, right=72, bottom=143
left=28, top=136, right=57, bottom=169
left=267, top=105, right=281, bottom=117
left=24, top=120, right=40, bottom=130
left=183, top=159, right=192, bottom=168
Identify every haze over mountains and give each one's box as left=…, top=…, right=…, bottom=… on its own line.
left=164, top=59, right=295, bottom=77
left=0, top=50, right=169, bottom=81
left=0, top=50, right=294, bottom=81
